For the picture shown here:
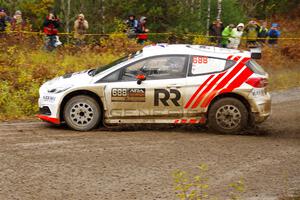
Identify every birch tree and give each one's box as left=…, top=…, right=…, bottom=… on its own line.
left=217, top=0, right=222, bottom=20
left=206, top=0, right=211, bottom=35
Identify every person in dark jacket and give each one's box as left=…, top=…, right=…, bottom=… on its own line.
left=209, top=19, right=224, bottom=47
left=125, top=14, right=138, bottom=38
left=257, top=21, right=268, bottom=44
left=268, top=23, right=281, bottom=47
left=0, top=8, right=9, bottom=32
left=43, top=12, right=61, bottom=50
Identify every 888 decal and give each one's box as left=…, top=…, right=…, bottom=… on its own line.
left=112, top=88, right=127, bottom=97
left=193, top=56, right=208, bottom=64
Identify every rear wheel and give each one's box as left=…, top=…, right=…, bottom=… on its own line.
left=208, top=97, right=248, bottom=134
left=64, top=95, right=101, bottom=131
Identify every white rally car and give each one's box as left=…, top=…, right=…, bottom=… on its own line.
left=38, top=44, right=271, bottom=133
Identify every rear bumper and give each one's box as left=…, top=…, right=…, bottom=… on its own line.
left=250, top=93, right=272, bottom=123
left=253, top=111, right=270, bottom=123
left=37, top=115, right=60, bottom=125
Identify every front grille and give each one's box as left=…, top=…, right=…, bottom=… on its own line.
left=39, top=106, right=51, bottom=116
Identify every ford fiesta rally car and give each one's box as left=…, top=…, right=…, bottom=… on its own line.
left=38, top=44, right=271, bottom=133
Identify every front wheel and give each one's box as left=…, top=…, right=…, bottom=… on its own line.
left=64, top=95, right=101, bottom=131
left=208, top=97, right=248, bottom=134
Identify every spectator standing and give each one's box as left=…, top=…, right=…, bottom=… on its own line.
left=43, top=12, right=61, bottom=50
left=268, top=23, right=281, bottom=47
left=244, top=20, right=260, bottom=47
left=136, top=16, right=149, bottom=44
left=0, top=8, right=9, bottom=32
left=221, top=24, right=235, bottom=48
left=74, top=13, right=89, bottom=46
left=125, top=14, right=138, bottom=38
left=228, top=23, right=244, bottom=49
left=209, top=18, right=224, bottom=47
left=11, top=10, right=26, bottom=31
left=258, top=21, right=268, bottom=44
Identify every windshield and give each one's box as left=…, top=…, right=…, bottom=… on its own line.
left=91, top=50, right=143, bottom=76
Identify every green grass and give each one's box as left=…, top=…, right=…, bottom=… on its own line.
left=0, top=47, right=121, bottom=120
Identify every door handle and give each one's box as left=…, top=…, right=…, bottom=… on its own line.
left=166, top=84, right=183, bottom=88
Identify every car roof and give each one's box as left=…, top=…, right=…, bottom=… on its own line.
left=142, top=44, right=251, bottom=59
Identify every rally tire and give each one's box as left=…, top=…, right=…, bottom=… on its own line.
left=208, top=97, right=248, bottom=134
left=64, top=95, right=101, bottom=131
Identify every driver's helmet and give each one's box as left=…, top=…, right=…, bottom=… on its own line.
left=167, top=57, right=183, bottom=73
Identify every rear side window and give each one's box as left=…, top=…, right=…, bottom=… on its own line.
left=246, top=59, right=266, bottom=75
left=189, top=56, right=235, bottom=76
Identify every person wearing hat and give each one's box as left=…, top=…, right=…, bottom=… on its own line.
left=125, top=14, right=138, bottom=38
left=74, top=13, right=89, bottom=45
left=268, top=23, right=280, bottom=47
left=11, top=10, right=26, bottom=31
left=228, top=23, right=244, bottom=49
left=0, top=8, right=9, bottom=32
left=221, top=24, right=235, bottom=48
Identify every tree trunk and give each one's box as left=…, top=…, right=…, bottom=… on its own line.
left=198, top=0, right=202, bottom=22
left=217, top=0, right=222, bottom=19
left=66, top=0, right=71, bottom=33
left=99, top=0, right=105, bottom=33
left=206, top=0, right=211, bottom=36
left=191, top=0, right=195, bottom=13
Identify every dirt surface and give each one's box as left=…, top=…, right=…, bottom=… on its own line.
left=0, top=89, right=300, bottom=200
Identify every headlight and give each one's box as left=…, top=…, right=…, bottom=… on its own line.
left=48, top=85, right=73, bottom=93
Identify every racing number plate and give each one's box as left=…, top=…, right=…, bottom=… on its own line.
left=111, top=88, right=146, bottom=102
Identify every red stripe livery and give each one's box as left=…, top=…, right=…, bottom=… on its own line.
left=185, top=56, right=252, bottom=109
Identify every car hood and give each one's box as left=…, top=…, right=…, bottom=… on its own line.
left=40, top=70, right=93, bottom=93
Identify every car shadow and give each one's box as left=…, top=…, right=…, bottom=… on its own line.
left=42, top=122, right=300, bottom=139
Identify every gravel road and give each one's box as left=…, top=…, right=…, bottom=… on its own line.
left=0, top=88, right=299, bottom=200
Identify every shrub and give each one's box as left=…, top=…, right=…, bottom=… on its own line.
left=173, top=164, right=245, bottom=200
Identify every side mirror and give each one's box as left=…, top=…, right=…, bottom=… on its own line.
left=136, top=74, right=146, bottom=85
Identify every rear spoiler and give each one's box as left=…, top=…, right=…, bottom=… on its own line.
left=250, top=47, right=262, bottom=59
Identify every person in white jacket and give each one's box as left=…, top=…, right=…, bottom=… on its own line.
left=228, top=23, right=244, bottom=49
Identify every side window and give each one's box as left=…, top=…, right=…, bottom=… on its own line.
left=189, top=55, right=229, bottom=75
left=121, top=55, right=187, bottom=81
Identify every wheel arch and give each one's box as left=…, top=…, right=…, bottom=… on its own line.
left=59, top=90, right=104, bottom=122
left=207, top=92, right=253, bottom=124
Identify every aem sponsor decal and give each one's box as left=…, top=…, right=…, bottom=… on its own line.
left=111, top=88, right=145, bottom=102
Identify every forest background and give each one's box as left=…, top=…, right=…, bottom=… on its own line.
left=0, top=0, right=299, bottom=34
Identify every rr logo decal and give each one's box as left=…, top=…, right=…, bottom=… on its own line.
left=154, top=89, right=181, bottom=106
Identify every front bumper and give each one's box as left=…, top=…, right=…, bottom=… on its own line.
left=38, top=93, right=63, bottom=124
left=37, top=114, right=60, bottom=124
